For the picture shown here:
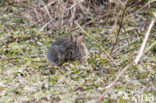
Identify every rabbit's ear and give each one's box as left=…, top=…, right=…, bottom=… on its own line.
left=76, top=34, right=84, bottom=44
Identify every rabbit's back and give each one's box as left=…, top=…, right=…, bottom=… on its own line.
left=47, top=37, right=71, bottom=65
left=52, top=37, right=71, bottom=48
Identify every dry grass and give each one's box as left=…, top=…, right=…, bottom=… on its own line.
left=0, top=0, right=156, bottom=102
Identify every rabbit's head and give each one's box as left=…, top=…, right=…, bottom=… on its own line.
left=64, top=33, right=84, bottom=62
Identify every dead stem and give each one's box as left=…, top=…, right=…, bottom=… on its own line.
left=110, top=0, right=129, bottom=54
left=134, top=13, right=156, bottom=64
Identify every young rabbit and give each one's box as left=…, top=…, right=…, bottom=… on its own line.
left=47, top=33, right=89, bottom=66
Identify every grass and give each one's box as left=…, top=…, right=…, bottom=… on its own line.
left=0, top=0, right=156, bottom=103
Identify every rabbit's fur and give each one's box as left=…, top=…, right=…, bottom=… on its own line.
left=47, top=34, right=89, bottom=66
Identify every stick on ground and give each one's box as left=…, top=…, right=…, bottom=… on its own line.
left=134, top=12, right=156, bottom=64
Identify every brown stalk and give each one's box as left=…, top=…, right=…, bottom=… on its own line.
left=96, top=62, right=133, bottom=103
left=110, top=0, right=129, bottom=54
left=143, top=41, right=156, bottom=56
left=134, top=13, right=156, bottom=64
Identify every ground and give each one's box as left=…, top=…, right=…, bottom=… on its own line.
left=0, top=1, right=156, bottom=103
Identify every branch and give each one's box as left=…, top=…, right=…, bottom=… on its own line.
left=110, top=0, right=129, bottom=53
left=96, top=62, right=133, bottom=103
left=134, top=12, right=156, bottom=64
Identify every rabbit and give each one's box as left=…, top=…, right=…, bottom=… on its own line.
left=47, top=33, right=89, bottom=66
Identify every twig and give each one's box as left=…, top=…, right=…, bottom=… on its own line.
left=134, top=13, right=156, bottom=64
left=40, top=0, right=53, bottom=20
left=75, top=21, right=120, bottom=69
left=113, top=32, right=156, bottom=56
left=115, top=45, right=140, bottom=57
left=110, top=0, right=129, bottom=54
left=40, top=19, right=53, bottom=32
left=96, top=62, right=133, bottom=103
left=142, top=41, right=156, bottom=57
left=96, top=89, right=110, bottom=103
left=67, top=0, right=84, bottom=11
left=75, top=96, right=116, bottom=101
left=41, top=1, right=56, bottom=10
left=69, top=0, right=76, bottom=26
left=126, top=0, right=156, bottom=18
left=0, top=55, right=44, bottom=62
left=105, top=63, right=132, bottom=89
left=113, top=36, right=142, bottom=53
left=0, top=57, right=21, bottom=61
left=83, top=11, right=113, bottom=26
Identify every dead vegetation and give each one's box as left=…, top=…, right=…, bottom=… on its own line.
left=0, top=0, right=156, bottom=102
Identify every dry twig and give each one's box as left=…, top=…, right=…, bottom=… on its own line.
left=96, top=62, right=133, bottom=103
left=142, top=41, right=156, bottom=57
left=110, top=0, right=129, bottom=54
left=126, top=0, right=156, bottom=18
left=134, top=12, right=156, bottom=64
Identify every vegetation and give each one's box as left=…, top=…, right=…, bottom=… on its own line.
left=0, top=0, right=156, bottom=102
